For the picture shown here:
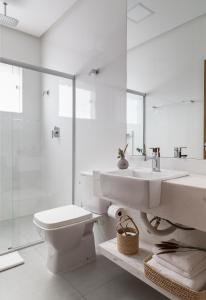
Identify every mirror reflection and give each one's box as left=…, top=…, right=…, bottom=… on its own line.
left=127, top=0, right=206, bottom=159
left=126, top=90, right=145, bottom=156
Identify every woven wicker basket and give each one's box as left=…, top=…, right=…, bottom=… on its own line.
left=144, top=256, right=206, bottom=300
left=116, top=216, right=139, bottom=255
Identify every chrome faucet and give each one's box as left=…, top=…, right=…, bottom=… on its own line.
left=146, top=147, right=161, bottom=172
left=136, top=145, right=161, bottom=172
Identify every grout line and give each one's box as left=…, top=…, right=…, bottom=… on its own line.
left=63, top=270, right=125, bottom=298
left=82, top=273, right=125, bottom=298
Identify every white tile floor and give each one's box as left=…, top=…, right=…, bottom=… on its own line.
left=0, top=243, right=168, bottom=300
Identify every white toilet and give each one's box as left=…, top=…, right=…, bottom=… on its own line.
left=33, top=172, right=109, bottom=273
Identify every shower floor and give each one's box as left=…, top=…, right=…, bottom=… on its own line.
left=0, top=215, right=41, bottom=254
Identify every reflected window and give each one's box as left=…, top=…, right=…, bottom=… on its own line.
left=76, top=88, right=95, bottom=119
left=58, top=84, right=95, bottom=119
left=0, top=63, right=22, bottom=113
left=127, top=91, right=145, bottom=155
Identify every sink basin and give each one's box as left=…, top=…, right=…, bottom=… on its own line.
left=100, top=168, right=188, bottom=210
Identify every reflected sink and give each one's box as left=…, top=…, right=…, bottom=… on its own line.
left=100, top=168, right=188, bottom=210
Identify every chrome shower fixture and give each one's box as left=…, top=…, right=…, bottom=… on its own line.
left=0, top=2, right=19, bottom=28
left=42, top=90, right=50, bottom=96
left=88, top=68, right=100, bottom=76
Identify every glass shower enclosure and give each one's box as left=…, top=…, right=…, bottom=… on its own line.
left=0, top=58, right=75, bottom=254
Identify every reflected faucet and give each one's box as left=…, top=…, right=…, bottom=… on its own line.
left=174, top=147, right=188, bottom=158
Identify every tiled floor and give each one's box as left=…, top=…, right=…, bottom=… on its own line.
left=0, top=243, right=168, bottom=300
left=0, top=215, right=40, bottom=253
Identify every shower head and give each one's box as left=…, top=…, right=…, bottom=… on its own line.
left=0, top=2, right=19, bottom=28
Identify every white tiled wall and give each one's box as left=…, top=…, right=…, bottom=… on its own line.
left=40, top=74, right=73, bottom=209
left=41, top=0, right=127, bottom=206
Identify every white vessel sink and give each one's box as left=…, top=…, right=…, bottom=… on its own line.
left=100, top=168, right=188, bottom=210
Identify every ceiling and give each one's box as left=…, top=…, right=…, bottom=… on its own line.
left=127, top=0, right=206, bottom=50
left=2, top=0, right=206, bottom=50
left=0, top=0, right=78, bottom=37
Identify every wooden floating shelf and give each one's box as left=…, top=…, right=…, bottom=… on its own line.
left=99, top=238, right=180, bottom=300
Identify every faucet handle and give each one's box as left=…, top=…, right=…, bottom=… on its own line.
left=150, top=147, right=160, bottom=157
left=179, top=147, right=188, bottom=158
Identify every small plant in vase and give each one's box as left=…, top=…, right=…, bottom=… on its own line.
left=117, top=144, right=129, bottom=169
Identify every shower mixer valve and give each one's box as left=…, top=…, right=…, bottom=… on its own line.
left=52, top=126, right=60, bottom=138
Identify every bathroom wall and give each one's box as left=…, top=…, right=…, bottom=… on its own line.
left=41, top=0, right=127, bottom=208
left=0, top=25, right=41, bottom=65
left=127, top=14, right=206, bottom=159
left=40, top=74, right=73, bottom=209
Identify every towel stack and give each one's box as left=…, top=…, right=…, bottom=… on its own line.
left=147, top=244, right=206, bottom=291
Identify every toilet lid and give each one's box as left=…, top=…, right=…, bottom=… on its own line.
left=34, top=205, right=93, bottom=229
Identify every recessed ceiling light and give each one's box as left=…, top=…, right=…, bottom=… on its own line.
left=128, top=2, right=154, bottom=24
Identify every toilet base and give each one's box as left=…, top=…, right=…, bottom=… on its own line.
left=47, top=233, right=96, bottom=273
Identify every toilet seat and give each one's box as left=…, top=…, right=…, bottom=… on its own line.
left=34, top=205, right=93, bottom=230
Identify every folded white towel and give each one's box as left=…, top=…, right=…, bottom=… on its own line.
left=148, top=257, right=206, bottom=291
left=153, top=243, right=206, bottom=275
left=154, top=254, right=206, bottom=279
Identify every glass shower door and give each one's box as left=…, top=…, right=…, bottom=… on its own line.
left=11, top=117, right=43, bottom=248
left=10, top=68, right=74, bottom=251
left=0, top=61, right=74, bottom=253
left=0, top=113, right=14, bottom=253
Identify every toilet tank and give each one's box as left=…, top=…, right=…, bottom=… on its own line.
left=80, top=171, right=110, bottom=214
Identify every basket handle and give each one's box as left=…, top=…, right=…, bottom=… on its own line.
left=116, top=215, right=139, bottom=235
left=126, top=216, right=139, bottom=234
left=116, top=216, right=129, bottom=236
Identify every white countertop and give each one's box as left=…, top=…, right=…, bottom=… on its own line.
left=165, top=173, right=206, bottom=189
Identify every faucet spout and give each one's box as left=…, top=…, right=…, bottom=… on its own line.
left=146, top=147, right=161, bottom=172
left=152, top=155, right=160, bottom=172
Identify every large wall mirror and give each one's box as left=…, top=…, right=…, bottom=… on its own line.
left=127, top=0, right=206, bottom=159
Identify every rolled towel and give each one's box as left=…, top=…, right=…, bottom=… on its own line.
left=148, top=257, right=206, bottom=291
left=153, top=242, right=206, bottom=275
left=154, top=254, right=206, bottom=279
